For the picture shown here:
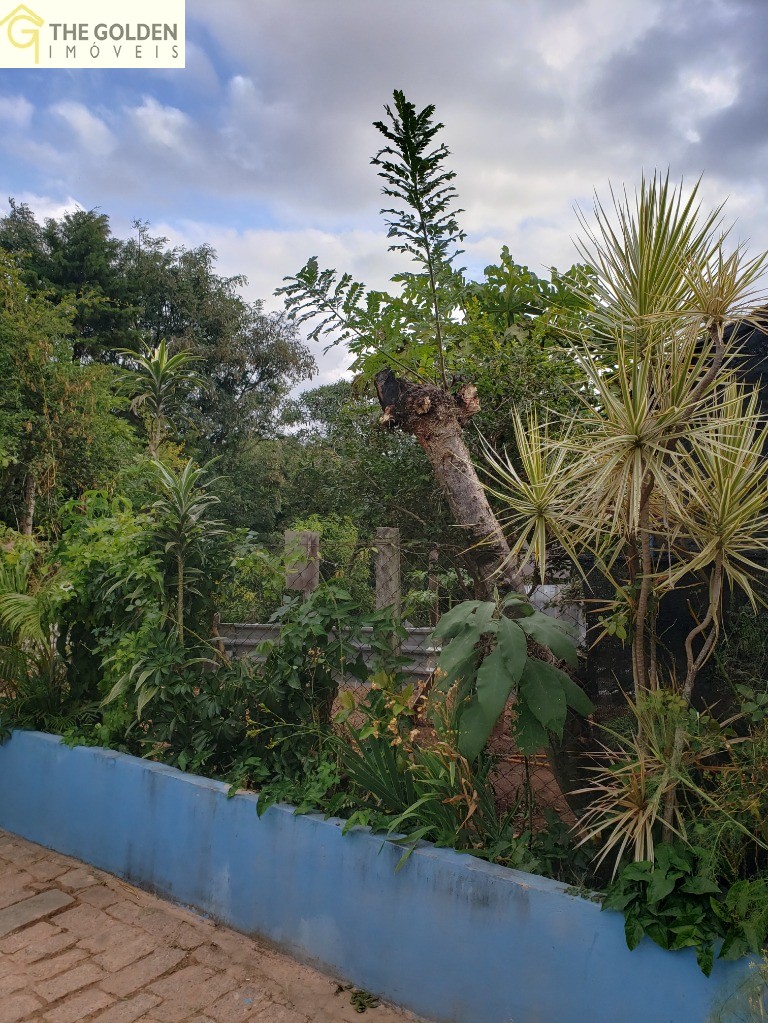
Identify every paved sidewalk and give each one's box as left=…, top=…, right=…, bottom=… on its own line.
left=0, top=830, right=421, bottom=1023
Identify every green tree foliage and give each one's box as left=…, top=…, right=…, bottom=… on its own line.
left=279, top=381, right=450, bottom=541
left=289, top=512, right=371, bottom=610
left=0, top=252, right=139, bottom=533
left=0, top=201, right=136, bottom=358
left=118, top=224, right=315, bottom=456
left=460, top=248, right=586, bottom=446
left=0, top=206, right=315, bottom=470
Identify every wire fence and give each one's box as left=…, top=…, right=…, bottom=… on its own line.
left=219, top=527, right=590, bottom=821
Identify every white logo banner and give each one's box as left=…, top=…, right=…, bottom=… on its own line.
left=0, top=1, right=185, bottom=68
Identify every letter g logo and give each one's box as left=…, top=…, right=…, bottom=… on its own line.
left=0, top=5, right=44, bottom=64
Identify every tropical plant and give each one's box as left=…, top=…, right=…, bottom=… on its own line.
left=484, top=174, right=768, bottom=837
left=0, top=552, right=70, bottom=698
left=334, top=675, right=538, bottom=872
left=150, top=459, right=225, bottom=643
left=602, top=843, right=768, bottom=976
left=487, top=176, right=768, bottom=691
left=602, top=842, right=725, bottom=975
left=573, top=692, right=752, bottom=874
left=53, top=491, right=166, bottom=699
left=255, top=581, right=404, bottom=729
left=694, top=716, right=768, bottom=882
left=430, top=594, right=590, bottom=759
left=120, top=339, right=205, bottom=456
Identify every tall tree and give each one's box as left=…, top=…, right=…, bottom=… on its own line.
left=0, top=206, right=315, bottom=462
left=0, top=252, right=137, bottom=534
left=280, top=91, right=577, bottom=597
left=117, top=225, right=314, bottom=455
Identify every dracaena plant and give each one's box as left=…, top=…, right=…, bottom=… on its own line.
left=120, top=339, right=205, bottom=457
left=150, top=459, right=225, bottom=644
left=484, top=173, right=768, bottom=843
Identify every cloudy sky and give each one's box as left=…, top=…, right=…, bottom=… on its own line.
left=1, top=0, right=767, bottom=384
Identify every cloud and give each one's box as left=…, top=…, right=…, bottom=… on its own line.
left=0, top=95, right=33, bottom=127
left=51, top=101, right=115, bottom=156
left=0, top=192, right=82, bottom=222
left=129, top=96, right=192, bottom=151
left=2, top=0, right=768, bottom=396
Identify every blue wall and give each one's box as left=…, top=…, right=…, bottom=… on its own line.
left=0, top=730, right=760, bottom=1023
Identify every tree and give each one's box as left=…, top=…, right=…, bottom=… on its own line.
left=0, top=252, right=137, bottom=535
left=0, top=207, right=316, bottom=455
left=279, top=381, right=452, bottom=540
left=280, top=92, right=528, bottom=597
left=117, top=225, right=315, bottom=457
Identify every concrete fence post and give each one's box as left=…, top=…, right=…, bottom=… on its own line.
left=375, top=527, right=401, bottom=653
left=375, top=527, right=401, bottom=615
left=284, top=530, right=320, bottom=600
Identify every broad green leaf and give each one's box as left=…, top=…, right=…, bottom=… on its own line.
left=435, top=624, right=480, bottom=686
left=696, top=943, right=714, bottom=977
left=655, top=844, right=690, bottom=872
left=470, top=602, right=499, bottom=637
left=670, top=925, right=699, bottom=949
left=519, top=610, right=578, bottom=666
left=647, top=870, right=676, bottom=905
left=497, top=617, right=527, bottom=683
left=559, top=673, right=593, bottom=717
left=624, top=914, right=645, bottom=951
left=621, top=861, right=653, bottom=882
left=718, top=932, right=749, bottom=961
left=458, top=646, right=518, bottom=760
left=602, top=889, right=636, bottom=912
left=432, top=601, right=484, bottom=641
left=512, top=704, right=550, bottom=754
left=645, top=921, right=673, bottom=950
left=501, top=593, right=533, bottom=615
left=741, top=918, right=765, bottom=954
left=680, top=875, right=721, bottom=896
left=518, top=658, right=568, bottom=734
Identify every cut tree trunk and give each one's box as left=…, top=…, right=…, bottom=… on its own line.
left=374, top=368, right=587, bottom=816
left=374, top=368, right=524, bottom=599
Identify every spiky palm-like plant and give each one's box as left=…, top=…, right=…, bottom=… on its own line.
left=484, top=174, right=768, bottom=846
left=121, top=340, right=205, bottom=456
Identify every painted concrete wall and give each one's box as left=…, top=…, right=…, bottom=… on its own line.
left=0, top=730, right=760, bottom=1023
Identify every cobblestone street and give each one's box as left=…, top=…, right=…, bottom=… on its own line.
left=0, top=830, right=420, bottom=1023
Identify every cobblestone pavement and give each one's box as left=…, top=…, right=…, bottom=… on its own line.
left=0, top=830, right=422, bottom=1023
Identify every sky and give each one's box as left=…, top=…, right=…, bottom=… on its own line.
left=1, top=0, right=767, bottom=386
